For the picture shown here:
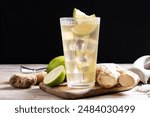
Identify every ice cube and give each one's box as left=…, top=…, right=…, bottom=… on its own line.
left=86, top=38, right=97, bottom=51
left=75, top=50, right=87, bottom=63
left=75, top=39, right=88, bottom=64
left=65, top=60, right=76, bottom=73
left=75, top=39, right=87, bottom=50
left=85, top=50, right=96, bottom=63
left=64, top=50, right=75, bottom=61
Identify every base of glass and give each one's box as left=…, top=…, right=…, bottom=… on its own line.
left=67, top=82, right=95, bottom=89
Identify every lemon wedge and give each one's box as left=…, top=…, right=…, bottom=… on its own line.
left=71, top=8, right=97, bottom=35
left=73, top=8, right=96, bottom=18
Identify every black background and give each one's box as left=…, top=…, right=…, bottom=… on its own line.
left=1, top=0, right=150, bottom=64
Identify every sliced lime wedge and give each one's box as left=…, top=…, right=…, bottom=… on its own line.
left=44, top=65, right=66, bottom=87
left=72, top=8, right=97, bottom=35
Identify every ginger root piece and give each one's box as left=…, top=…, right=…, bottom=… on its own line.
left=118, top=70, right=140, bottom=87
left=9, top=73, right=37, bottom=88
left=96, top=64, right=140, bottom=88
left=35, top=71, right=47, bottom=84
left=9, top=72, right=47, bottom=88
left=96, top=64, right=121, bottom=88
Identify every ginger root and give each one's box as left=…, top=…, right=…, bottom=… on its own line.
left=96, top=64, right=121, bottom=88
left=118, top=70, right=140, bottom=87
left=35, top=71, right=47, bottom=84
left=9, top=72, right=47, bottom=88
left=96, top=64, right=140, bottom=88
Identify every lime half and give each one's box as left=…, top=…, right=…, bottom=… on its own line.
left=47, top=56, right=65, bottom=73
left=44, top=65, right=66, bottom=87
left=71, top=8, right=97, bottom=35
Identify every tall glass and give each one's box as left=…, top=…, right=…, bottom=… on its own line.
left=60, top=17, right=100, bottom=88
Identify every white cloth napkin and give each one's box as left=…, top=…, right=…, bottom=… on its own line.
left=129, top=55, right=150, bottom=84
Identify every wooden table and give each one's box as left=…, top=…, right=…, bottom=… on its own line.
left=0, top=64, right=149, bottom=100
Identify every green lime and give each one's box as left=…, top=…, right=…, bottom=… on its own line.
left=43, top=65, right=66, bottom=87
left=47, top=56, right=65, bottom=73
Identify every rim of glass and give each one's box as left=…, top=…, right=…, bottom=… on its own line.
left=60, top=17, right=100, bottom=20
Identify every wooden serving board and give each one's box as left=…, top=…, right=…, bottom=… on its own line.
left=39, top=82, right=136, bottom=99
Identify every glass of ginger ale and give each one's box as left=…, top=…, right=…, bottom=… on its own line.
left=60, top=14, right=100, bottom=88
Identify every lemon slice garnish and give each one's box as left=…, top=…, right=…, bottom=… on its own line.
left=71, top=8, right=97, bottom=35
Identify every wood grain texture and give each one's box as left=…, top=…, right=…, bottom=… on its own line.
left=39, top=82, right=136, bottom=99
